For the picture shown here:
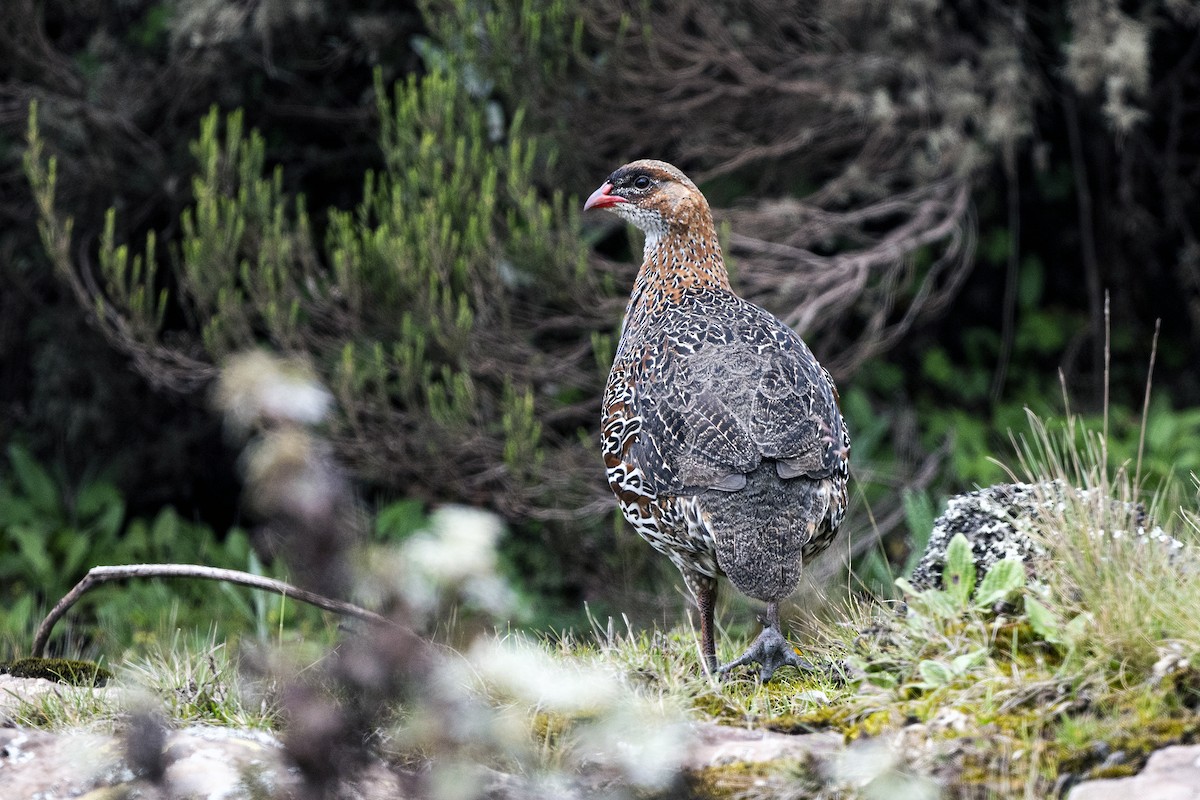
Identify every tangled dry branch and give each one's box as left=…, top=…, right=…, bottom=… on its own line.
left=565, top=0, right=985, bottom=378
left=727, top=178, right=976, bottom=379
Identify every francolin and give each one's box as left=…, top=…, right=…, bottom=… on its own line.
left=585, top=160, right=850, bottom=680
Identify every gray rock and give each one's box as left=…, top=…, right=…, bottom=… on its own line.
left=908, top=480, right=1176, bottom=592
left=0, top=673, right=123, bottom=724
left=0, top=723, right=316, bottom=800
left=684, top=721, right=842, bottom=768
left=1067, top=744, right=1200, bottom=800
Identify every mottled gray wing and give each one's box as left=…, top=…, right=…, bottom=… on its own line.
left=746, top=332, right=844, bottom=482
left=630, top=389, right=759, bottom=493
left=627, top=298, right=843, bottom=496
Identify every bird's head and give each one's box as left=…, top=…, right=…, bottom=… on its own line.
left=583, top=160, right=710, bottom=243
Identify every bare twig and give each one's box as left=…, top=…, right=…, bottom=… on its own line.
left=31, top=563, right=395, bottom=657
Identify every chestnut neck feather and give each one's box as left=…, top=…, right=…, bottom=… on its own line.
left=636, top=203, right=731, bottom=303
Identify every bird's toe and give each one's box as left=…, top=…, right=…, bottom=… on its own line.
left=717, top=624, right=815, bottom=683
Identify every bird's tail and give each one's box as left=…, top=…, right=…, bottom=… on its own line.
left=705, top=461, right=829, bottom=602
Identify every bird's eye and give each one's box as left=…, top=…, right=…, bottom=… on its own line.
left=633, top=175, right=652, bottom=190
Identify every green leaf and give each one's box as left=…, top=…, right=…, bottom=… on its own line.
left=76, top=480, right=125, bottom=539
left=221, top=527, right=253, bottom=565
left=919, top=589, right=960, bottom=619
left=10, top=524, right=54, bottom=584
left=149, top=508, right=182, bottom=553
left=7, top=445, right=61, bottom=519
left=866, top=671, right=898, bottom=689
left=951, top=650, right=986, bottom=674
left=921, top=347, right=955, bottom=387
left=974, top=557, right=1026, bottom=608
left=901, top=490, right=936, bottom=564
left=0, top=492, right=35, bottom=527
left=918, top=660, right=953, bottom=687
left=1025, top=596, right=1061, bottom=643
left=0, top=594, right=35, bottom=638
left=943, top=533, right=976, bottom=608
left=59, top=530, right=93, bottom=575
left=375, top=499, right=428, bottom=542
left=1063, top=613, right=1091, bottom=647
left=122, top=519, right=150, bottom=557
left=1017, top=255, right=1044, bottom=309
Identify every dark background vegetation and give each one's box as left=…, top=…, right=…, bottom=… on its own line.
left=2, top=0, right=1199, bottom=648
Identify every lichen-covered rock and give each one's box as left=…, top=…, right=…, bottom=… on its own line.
left=908, top=481, right=1177, bottom=592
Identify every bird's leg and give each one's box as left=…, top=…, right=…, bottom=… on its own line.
left=684, top=570, right=719, bottom=675
left=717, top=601, right=815, bottom=682
left=696, top=580, right=718, bottom=676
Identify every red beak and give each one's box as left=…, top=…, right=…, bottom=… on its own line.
left=583, top=182, right=627, bottom=211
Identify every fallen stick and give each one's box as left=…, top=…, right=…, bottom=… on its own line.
left=31, top=563, right=394, bottom=657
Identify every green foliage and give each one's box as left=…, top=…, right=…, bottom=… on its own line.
left=373, top=498, right=430, bottom=544
left=895, top=546, right=1027, bottom=623
left=0, top=445, right=322, bottom=657
left=851, top=223, right=1200, bottom=595
left=0, top=445, right=126, bottom=605
left=418, top=0, right=584, bottom=125
left=26, top=68, right=608, bottom=531
left=941, top=533, right=976, bottom=607
left=127, top=3, right=171, bottom=52
left=854, top=486, right=941, bottom=599
left=23, top=59, right=627, bottom=612
left=973, top=558, right=1025, bottom=608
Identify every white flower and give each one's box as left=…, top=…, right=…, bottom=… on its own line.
left=396, top=506, right=518, bottom=618
left=216, top=351, right=332, bottom=431
left=468, top=638, right=620, bottom=713
left=403, top=506, right=503, bottom=585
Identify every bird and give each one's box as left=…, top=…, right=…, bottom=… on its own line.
left=584, top=160, right=850, bottom=681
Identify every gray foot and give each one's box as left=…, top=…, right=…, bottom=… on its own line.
left=717, top=624, right=814, bottom=682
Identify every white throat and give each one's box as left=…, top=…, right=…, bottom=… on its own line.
left=610, top=204, right=668, bottom=257
left=641, top=228, right=663, bottom=254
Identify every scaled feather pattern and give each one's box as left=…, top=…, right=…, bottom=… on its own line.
left=585, top=160, right=850, bottom=679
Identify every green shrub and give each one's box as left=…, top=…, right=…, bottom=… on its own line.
left=0, top=445, right=330, bottom=657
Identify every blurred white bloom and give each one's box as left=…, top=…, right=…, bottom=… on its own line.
left=243, top=429, right=338, bottom=520
left=216, top=351, right=332, bottom=432
left=795, top=689, right=830, bottom=705
left=928, top=708, right=969, bottom=734
left=837, top=737, right=897, bottom=786
left=577, top=700, right=691, bottom=790
left=467, top=638, right=689, bottom=790
left=405, top=507, right=502, bottom=585
left=398, top=506, right=518, bottom=618
left=1152, top=642, right=1191, bottom=681
left=836, top=738, right=941, bottom=800
left=427, top=759, right=488, bottom=800
left=469, top=638, right=620, bottom=713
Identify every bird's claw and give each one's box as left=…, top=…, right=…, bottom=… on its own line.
left=716, top=624, right=815, bottom=683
